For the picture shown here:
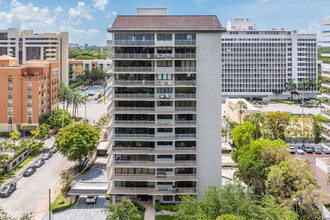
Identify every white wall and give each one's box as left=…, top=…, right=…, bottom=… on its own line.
left=196, top=33, right=222, bottom=197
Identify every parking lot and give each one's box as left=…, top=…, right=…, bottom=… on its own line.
left=292, top=151, right=330, bottom=203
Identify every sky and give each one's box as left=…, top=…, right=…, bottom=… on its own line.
left=0, top=0, right=329, bottom=46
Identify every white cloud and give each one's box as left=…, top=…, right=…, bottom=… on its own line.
left=300, top=20, right=321, bottom=35
left=68, top=2, right=92, bottom=25
left=105, top=10, right=117, bottom=18
left=93, top=0, right=108, bottom=11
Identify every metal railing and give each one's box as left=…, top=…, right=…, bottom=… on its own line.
left=175, top=54, right=196, bottom=59
left=114, top=67, right=155, bottom=72
left=113, top=107, right=155, bottom=112
left=113, top=40, right=155, bottom=46
left=175, top=40, right=196, bottom=46
left=113, top=54, right=155, bottom=59
left=109, top=187, right=197, bottom=194
left=175, top=80, right=196, bottom=86
left=114, top=80, right=155, bottom=86
left=175, top=120, right=197, bottom=125
left=175, top=67, right=196, bottom=72
left=113, top=120, right=155, bottom=125
left=175, top=94, right=196, bottom=99
left=115, top=94, right=155, bottom=99
left=110, top=174, right=197, bottom=181
left=175, top=107, right=197, bottom=111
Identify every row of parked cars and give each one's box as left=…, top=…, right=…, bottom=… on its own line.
left=0, top=145, right=57, bottom=197
left=288, top=144, right=330, bottom=155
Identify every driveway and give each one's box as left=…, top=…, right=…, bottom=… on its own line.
left=74, top=163, right=108, bottom=183
left=0, top=137, right=74, bottom=219
left=293, top=152, right=330, bottom=203
left=50, top=196, right=108, bottom=220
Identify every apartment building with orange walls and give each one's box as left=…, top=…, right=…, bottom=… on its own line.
left=0, top=55, right=60, bottom=132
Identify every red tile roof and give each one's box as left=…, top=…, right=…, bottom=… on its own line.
left=108, top=15, right=224, bottom=32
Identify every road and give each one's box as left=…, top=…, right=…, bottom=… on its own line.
left=0, top=137, right=74, bottom=219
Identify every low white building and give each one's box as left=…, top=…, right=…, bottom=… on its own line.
left=224, top=98, right=259, bottom=123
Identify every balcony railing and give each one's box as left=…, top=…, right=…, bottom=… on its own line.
left=175, top=94, right=196, bottom=99
left=175, top=80, right=196, bottom=86
left=114, top=94, right=155, bottom=99
left=113, top=40, right=155, bottom=46
left=175, top=67, right=196, bottom=72
left=114, top=80, right=155, bottom=86
left=111, top=147, right=196, bottom=153
left=112, top=134, right=196, bottom=140
left=113, top=107, right=155, bottom=112
left=175, top=107, right=197, bottom=111
left=175, top=120, right=197, bottom=125
left=114, top=67, right=155, bottom=72
left=175, top=54, right=196, bottom=59
left=113, top=120, right=155, bottom=125
left=113, top=54, right=155, bottom=59
left=110, top=174, right=197, bottom=181
left=109, top=186, right=197, bottom=195
left=175, top=40, right=196, bottom=46
left=111, top=160, right=197, bottom=167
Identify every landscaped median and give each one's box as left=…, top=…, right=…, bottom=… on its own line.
left=0, top=156, right=35, bottom=186
left=51, top=193, right=78, bottom=213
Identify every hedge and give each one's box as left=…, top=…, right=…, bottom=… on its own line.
left=271, top=99, right=294, bottom=105
left=51, top=193, right=78, bottom=213
left=69, top=80, right=84, bottom=89
left=155, top=200, right=177, bottom=212
left=133, top=202, right=146, bottom=212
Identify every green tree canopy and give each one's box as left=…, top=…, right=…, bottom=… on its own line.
left=232, top=121, right=256, bottom=148
left=264, top=111, right=290, bottom=140
left=266, top=159, right=324, bottom=219
left=41, top=110, right=73, bottom=129
left=103, top=197, right=141, bottom=220
left=31, top=124, right=50, bottom=140
left=55, top=122, right=100, bottom=165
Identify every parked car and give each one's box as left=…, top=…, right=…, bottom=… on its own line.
left=302, top=145, right=313, bottom=153
left=254, top=104, right=262, bottom=108
left=23, top=166, right=36, bottom=177
left=288, top=145, right=296, bottom=154
left=43, top=152, right=52, bottom=160
left=0, top=182, right=16, bottom=197
left=321, top=146, right=330, bottom=154
left=50, top=145, right=57, bottom=154
left=295, top=146, right=305, bottom=155
left=34, top=158, right=45, bottom=168
left=86, top=195, right=98, bottom=204
left=311, top=146, right=323, bottom=154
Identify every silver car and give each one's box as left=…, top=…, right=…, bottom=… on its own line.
left=321, top=146, right=330, bottom=154
left=34, top=158, right=45, bottom=168
left=43, top=152, right=52, bottom=160
left=288, top=145, right=296, bottom=154
left=295, top=146, right=305, bottom=155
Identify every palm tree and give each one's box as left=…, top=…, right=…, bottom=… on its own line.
left=59, top=82, right=73, bottom=110
left=71, top=90, right=85, bottom=117
left=309, top=79, right=317, bottom=92
left=298, top=78, right=310, bottom=114
left=315, top=98, right=324, bottom=113
left=244, top=112, right=264, bottom=139
left=272, top=90, right=282, bottom=100
left=235, top=100, right=248, bottom=124
left=285, top=79, right=297, bottom=100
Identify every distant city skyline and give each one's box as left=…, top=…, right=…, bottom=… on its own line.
left=0, top=0, right=329, bottom=45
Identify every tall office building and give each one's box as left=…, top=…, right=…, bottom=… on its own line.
left=0, top=28, right=68, bottom=84
left=0, top=55, right=60, bottom=132
left=107, top=8, right=223, bottom=204
left=321, top=16, right=330, bottom=144
left=222, top=19, right=317, bottom=101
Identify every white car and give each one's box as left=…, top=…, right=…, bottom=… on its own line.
left=288, top=145, right=296, bottom=154
left=295, top=146, right=305, bottom=155
left=321, top=146, right=330, bottom=154
left=86, top=195, right=98, bottom=204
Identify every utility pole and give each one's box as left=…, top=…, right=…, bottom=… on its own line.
left=49, top=188, right=51, bottom=220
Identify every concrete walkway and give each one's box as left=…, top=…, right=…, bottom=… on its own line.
left=141, top=202, right=155, bottom=220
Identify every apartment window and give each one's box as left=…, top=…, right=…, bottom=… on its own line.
left=157, top=115, right=172, bottom=120
left=157, top=101, right=172, bottom=106
left=157, top=88, right=172, bottom=93
left=28, top=117, right=32, bottom=124
left=8, top=75, right=12, bottom=82
left=8, top=99, right=12, bottom=107
left=8, top=84, right=12, bottom=90
left=8, top=108, right=12, bottom=116
left=28, top=83, right=32, bottom=91
left=157, top=74, right=172, bottom=80
left=8, top=92, right=12, bottom=99
left=157, top=128, right=173, bottom=133
left=8, top=117, right=12, bottom=124
left=28, top=92, right=32, bottom=98
left=28, top=100, right=32, bottom=107
left=163, top=196, right=173, bottom=201
left=157, top=34, right=172, bottom=41
left=157, top=155, right=173, bottom=159
left=157, top=60, right=172, bottom=67
left=28, top=107, right=32, bottom=116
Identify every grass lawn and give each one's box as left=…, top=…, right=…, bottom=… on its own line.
left=51, top=193, right=78, bottom=213
left=138, top=211, right=145, bottom=220
left=155, top=216, right=175, bottom=220
left=0, top=156, right=34, bottom=186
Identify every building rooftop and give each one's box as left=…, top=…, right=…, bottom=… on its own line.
left=108, top=15, right=225, bottom=32
left=226, top=98, right=258, bottom=111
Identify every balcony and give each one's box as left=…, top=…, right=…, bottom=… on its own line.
left=322, top=82, right=330, bottom=89
left=175, top=54, right=196, bottom=59
left=111, top=160, right=197, bottom=168
left=114, top=94, right=155, bottom=99
left=175, top=134, right=197, bottom=139
left=322, top=31, right=330, bottom=36
left=322, top=122, right=330, bottom=130
left=113, top=80, right=155, bottom=86
left=175, top=107, right=197, bottom=112
left=110, top=174, right=197, bottom=181
left=175, top=120, right=197, bottom=125
left=113, top=120, right=155, bottom=126
left=108, top=186, right=197, bottom=195
left=175, top=94, right=196, bottom=99
left=175, top=40, right=196, bottom=46
left=175, top=80, right=196, bottom=86
left=113, top=54, right=155, bottom=59
left=175, top=67, right=196, bottom=72
left=112, top=107, right=155, bottom=112
left=114, top=67, right=154, bottom=72
left=113, top=40, right=155, bottom=46
left=110, top=147, right=196, bottom=154
left=322, top=132, right=330, bottom=140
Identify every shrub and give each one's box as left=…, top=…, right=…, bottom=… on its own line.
left=133, top=202, right=146, bottom=212
left=271, top=99, right=294, bottom=105
left=69, top=80, right=84, bottom=89
left=155, top=200, right=161, bottom=212
left=58, top=200, right=65, bottom=204
left=105, top=195, right=111, bottom=200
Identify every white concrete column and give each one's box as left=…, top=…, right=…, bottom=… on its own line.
left=112, top=195, right=116, bottom=205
